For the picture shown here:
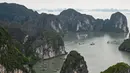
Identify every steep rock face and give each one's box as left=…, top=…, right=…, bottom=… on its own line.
left=60, top=51, right=88, bottom=73
left=0, top=3, right=63, bottom=36
left=58, top=9, right=95, bottom=32
left=22, top=13, right=63, bottom=36
left=101, top=62, right=130, bottom=73
left=110, top=12, right=128, bottom=32
left=102, top=12, right=129, bottom=32
left=93, top=19, right=104, bottom=31
left=119, top=39, right=130, bottom=52
left=36, top=14, right=63, bottom=33
left=25, top=31, right=66, bottom=59
left=59, top=9, right=129, bottom=33
left=5, top=26, right=66, bottom=60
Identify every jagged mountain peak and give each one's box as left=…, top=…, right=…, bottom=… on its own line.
left=59, top=8, right=81, bottom=16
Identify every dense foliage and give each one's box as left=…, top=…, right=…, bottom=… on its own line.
left=14, top=37, right=39, bottom=73
left=101, top=62, right=130, bottom=73
left=0, top=27, right=29, bottom=72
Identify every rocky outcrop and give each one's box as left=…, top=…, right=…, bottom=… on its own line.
left=101, top=62, right=130, bottom=73
left=36, top=13, right=63, bottom=33
left=32, top=31, right=66, bottom=59
left=102, top=12, right=129, bottom=32
left=4, top=26, right=66, bottom=60
left=58, top=9, right=95, bottom=32
left=119, top=39, right=130, bottom=52
left=20, top=31, right=66, bottom=60
left=0, top=3, right=63, bottom=36
left=60, top=50, right=88, bottom=73
left=110, top=12, right=128, bottom=32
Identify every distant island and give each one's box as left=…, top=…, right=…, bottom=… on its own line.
left=90, top=8, right=130, bottom=12
left=37, top=8, right=130, bottom=14
left=0, top=3, right=128, bottom=35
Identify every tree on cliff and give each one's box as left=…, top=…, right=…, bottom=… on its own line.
left=0, top=27, right=29, bottom=73
left=101, top=62, right=130, bottom=73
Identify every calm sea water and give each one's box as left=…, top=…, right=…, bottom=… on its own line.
left=34, top=11, right=130, bottom=73
left=64, top=32, right=130, bottom=73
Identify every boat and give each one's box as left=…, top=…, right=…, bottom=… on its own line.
left=90, top=42, right=95, bottom=45
left=52, top=62, right=55, bottom=64
left=107, top=41, right=110, bottom=44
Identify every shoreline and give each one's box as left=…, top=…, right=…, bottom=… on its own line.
left=43, top=53, right=68, bottom=61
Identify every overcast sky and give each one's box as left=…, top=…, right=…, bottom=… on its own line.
left=0, top=0, right=130, bottom=10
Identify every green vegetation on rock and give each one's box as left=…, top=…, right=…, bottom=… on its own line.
left=101, top=62, right=130, bottom=73
left=0, top=27, right=29, bottom=73
left=60, top=50, right=88, bottom=73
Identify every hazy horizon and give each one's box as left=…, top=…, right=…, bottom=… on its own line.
left=0, top=0, right=130, bottom=10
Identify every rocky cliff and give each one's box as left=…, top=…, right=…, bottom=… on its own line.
left=102, top=12, right=129, bottom=32
left=0, top=25, right=66, bottom=61
left=59, top=9, right=129, bottom=32
left=119, top=38, right=130, bottom=52
left=0, top=3, right=63, bottom=36
left=31, top=31, right=66, bottom=59
left=58, top=9, right=95, bottom=32
left=60, top=50, right=88, bottom=73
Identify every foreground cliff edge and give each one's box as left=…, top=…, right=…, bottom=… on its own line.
left=101, top=62, right=130, bottom=73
